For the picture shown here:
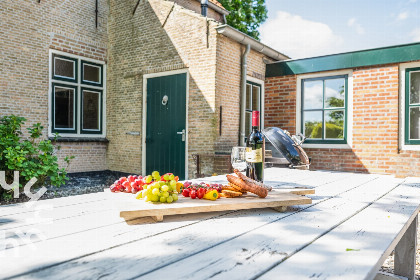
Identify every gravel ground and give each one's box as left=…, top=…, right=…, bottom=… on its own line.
left=0, top=170, right=128, bottom=205
left=380, top=213, right=420, bottom=279
left=1, top=172, right=419, bottom=278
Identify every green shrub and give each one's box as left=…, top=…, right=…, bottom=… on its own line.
left=309, top=123, right=343, bottom=139
left=0, top=115, right=72, bottom=200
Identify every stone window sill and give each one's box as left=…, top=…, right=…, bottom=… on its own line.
left=49, top=137, right=109, bottom=143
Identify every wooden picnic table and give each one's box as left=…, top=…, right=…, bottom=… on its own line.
left=0, top=168, right=419, bottom=280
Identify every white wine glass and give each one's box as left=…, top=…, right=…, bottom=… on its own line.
left=231, top=146, right=247, bottom=172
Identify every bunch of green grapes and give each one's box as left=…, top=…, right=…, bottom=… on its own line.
left=136, top=171, right=179, bottom=203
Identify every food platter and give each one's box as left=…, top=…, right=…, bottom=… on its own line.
left=115, top=188, right=313, bottom=222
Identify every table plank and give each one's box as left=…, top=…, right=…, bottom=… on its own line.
left=11, top=173, right=389, bottom=280
left=258, top=181, right=420, bottom=280
left=123, top=176, right=405, bottom=280
left=0, top=168, right=338, bottom=279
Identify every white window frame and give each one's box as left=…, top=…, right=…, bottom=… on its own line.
left=399, top=61, right=420, bottom=151
left=241, top=76, right=264, bottom=146
left=48, top=49, right=106, bottom=138
left=296, top=69, right=353, bottom=149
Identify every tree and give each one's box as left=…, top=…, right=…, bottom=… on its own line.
left=218, top=0, right=268, bottom=40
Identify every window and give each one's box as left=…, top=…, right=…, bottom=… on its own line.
left=50, top=51, right=105, bottom=136
left=301, top=75, right=347, bottom=144
left=405, top=67, right=420, bottom=145
left=245, top=81, right=262, bottom=138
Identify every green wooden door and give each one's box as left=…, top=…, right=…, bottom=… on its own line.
left=146, top=73, right=186, bottom=179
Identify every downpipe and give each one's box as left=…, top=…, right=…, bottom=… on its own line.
left=240, top=44, right=251, bottom=146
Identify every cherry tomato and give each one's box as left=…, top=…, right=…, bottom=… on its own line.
left=190, top=190, right=197, bottom=199
left=182, top=188, right=190, bottom=197
left=197, top=188, right=206, bottom=199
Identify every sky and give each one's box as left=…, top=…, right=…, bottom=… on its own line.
left=259, top=0, right=420, bottom=59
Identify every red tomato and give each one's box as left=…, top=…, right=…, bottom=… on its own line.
left=182, top=188, right=190, bottom=197
left=190, top=190, right=197, bottom=199
left=197, top=188, right=206, bottom=199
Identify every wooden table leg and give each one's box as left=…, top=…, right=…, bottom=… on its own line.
left=394, top=215, right=418, bottom=280
left=151, top=215, right=164, bottom=222
left=271, top=206, right=288, bottom=213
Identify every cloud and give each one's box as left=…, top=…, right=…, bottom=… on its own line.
left=409, top=0, right=417, bottom=3
left=396, top=12, right=409, bottom=21
left=411, top=28, right=420, bottom=41
left=347, top=18, right=365, bottom=35
left=260, top=11, right=343, bottom=59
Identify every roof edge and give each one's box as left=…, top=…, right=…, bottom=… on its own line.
left=266, top=42, right=420, bottom=77
left=196, top=0, right=230, bottom=15
left=216, top=24, right=290, bottom=61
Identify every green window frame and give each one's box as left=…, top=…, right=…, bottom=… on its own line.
left=50, top=51, right=104, bottom=136
left=81, top=88, right=103, bottom=134
left=52, top=54, right=78, bottom=83
left=81, top=60, right=103, bottom=87
left=301, top=75, right=348, bottom=144
left=51, top=83, right=78, bottom=134
left=405, top=67, right=420, bottom=145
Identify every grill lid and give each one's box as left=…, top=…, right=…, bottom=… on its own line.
left=262, top=127, right=301, bottom=165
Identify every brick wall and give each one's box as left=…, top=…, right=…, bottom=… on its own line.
left=0, top=0, right=108, bottom=173
left=107, top=0, right=220, bottom=177
left=214, top=35, right=269, bottom=174
left=265, top=64, right=420, bottom=178
left=265, top=75, right=297, bottom=134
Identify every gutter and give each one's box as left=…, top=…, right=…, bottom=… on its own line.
left=216, top=24, right=290, bottom=61
left=195, top=0, right=230, bottom=16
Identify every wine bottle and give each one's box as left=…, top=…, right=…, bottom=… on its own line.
left=246, top=111, right=264, bottom=182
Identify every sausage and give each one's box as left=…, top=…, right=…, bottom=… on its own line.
left=226, top=175, right=268, bottom=198
left=233, top=169, right=272, bottom=191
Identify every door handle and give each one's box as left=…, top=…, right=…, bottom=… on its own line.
left=177, top=129, right=186, bottom=142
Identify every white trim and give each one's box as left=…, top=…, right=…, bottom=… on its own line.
left=48, top=49, right=106, bottom=138
left=142, top=69, right=190, bottom=179
left=296, top=69, right=353, bottom=149
left=399, top=61, right=420, bottom=151
left=246, top=76, right=265, bottom=130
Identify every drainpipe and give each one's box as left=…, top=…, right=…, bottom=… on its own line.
left=201, top=0, right=208, bottom=17
left=240, top=44, right=251, bottom=146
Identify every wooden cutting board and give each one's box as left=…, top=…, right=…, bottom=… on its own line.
left=117, top=188, right=313, bottom=222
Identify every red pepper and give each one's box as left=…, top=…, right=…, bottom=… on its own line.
left=174, top=176, right=179, bottom=182
left=182, top=188, right=190, bottom=197
left=190, top=190, right=197, bottom=199
left=197, top=188, right=206, bottom=199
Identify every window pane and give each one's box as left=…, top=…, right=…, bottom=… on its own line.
left=410, top=72, right=420, bottom=105
left=83, top=64, right=101, bottom=83
left=325, top=110, right=344, bottom=139
left=55, top=87, right=74, bottom=129
left=83, top=90, right=100, bottom=130
left=409, top=107, right=420, bottom=140
left=252, top=85, right=260, bottom=111
left=245, top=111, right=251, bottom=137
left=54, top=57, right=74, bottom=78
left=303, top=111, right=322, bottom=139
left=325, top=78, right=345, bottom=108
left=246, top=84, right=252, bottom=110
left=303, top=80, right=323, bottom=109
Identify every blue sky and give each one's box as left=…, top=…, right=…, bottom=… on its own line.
left=259, top=0, right=420, bottom=59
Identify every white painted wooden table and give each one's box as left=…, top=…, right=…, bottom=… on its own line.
left=0, top=168, right=419, bottom=280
